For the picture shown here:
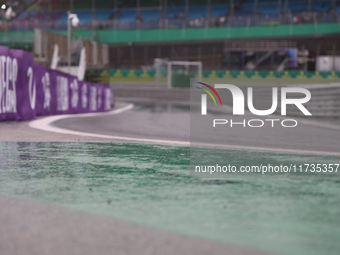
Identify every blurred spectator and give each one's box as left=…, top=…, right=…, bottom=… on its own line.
left=293, top=16, right=302, bottom=23
left=219, top=16, right=225, bottom=27
left=136, top=14, right=144, bottom=26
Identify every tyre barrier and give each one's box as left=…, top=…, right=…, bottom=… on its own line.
left=0, top=46, right=113, bottom=121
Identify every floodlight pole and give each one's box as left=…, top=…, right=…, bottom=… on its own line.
left=198, top=62, right=202, bottom=82
left=207, top=0, right=211, bottom=27
left=67, top=12, right=79, bottom=74
left=164, top=0, right=168, bottom=28
left=230, top=0, right=234, bottom=26
left=114, top=0, right=118, bottom=30
left=48, top=0, right=52, bottom=28
left=278, top=0, right=282, bottom=24
left=167, top=62, right=172, bottom=89
left=254, top=0, right=258, bottom=25
left=159, top=0, right=163, bottom=28
left=284, top=0, right=288, bottom=23
left=136, top=0, right=140, bottom=29
left=92, top=0, right=96, bottom=30
left=185, top=0, right=189, bottom=27
left=67, top=11, right=71, bottom=74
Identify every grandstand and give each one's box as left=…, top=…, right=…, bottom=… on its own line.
left=1, top=0, right=339, bottom=30
left=1, top=1, right=340, bottom=73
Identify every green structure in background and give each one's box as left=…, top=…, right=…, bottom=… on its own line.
left=0, top=31, right=33, bottom=47
left=1, top=22, right=340, bottom=46
left=86, top=69, right=340, bottom=85
left=58, top=22, right=340, bottom=44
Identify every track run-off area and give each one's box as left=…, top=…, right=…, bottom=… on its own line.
left=1, top=100, right=340, bottom=255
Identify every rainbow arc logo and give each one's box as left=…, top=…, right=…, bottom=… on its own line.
left=196, top=82, right=223, bottom=106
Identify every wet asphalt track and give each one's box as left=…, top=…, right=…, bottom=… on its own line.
left=52, top=99, right=340, bottom=155
left=53, top=100, right=191, bottom=142
left=2, top=99, right=340, bottom=255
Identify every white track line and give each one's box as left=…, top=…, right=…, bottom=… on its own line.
left=29, top=104, right=189, bottom=146
left=29, top=103, right=340, bottom=156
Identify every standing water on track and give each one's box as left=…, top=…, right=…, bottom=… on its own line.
left=0, top=141, right=340, bottom=255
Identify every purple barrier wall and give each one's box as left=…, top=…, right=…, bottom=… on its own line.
left=0, top=46, right=113, bottom=121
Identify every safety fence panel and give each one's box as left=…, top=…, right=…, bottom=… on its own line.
left=0, top=46, right=113, bottom=121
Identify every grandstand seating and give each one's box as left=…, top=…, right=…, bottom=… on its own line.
left=57, top=9, right=112, bottom=22
left=210, top=4, right=229, bottom=17
left=16, top=10, right=64, bottom=22
left=6, top=0, right=339, bottom=31
left=140, top=9, right=159, bottom=20
left=119, top=9, right=139, bottom=21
